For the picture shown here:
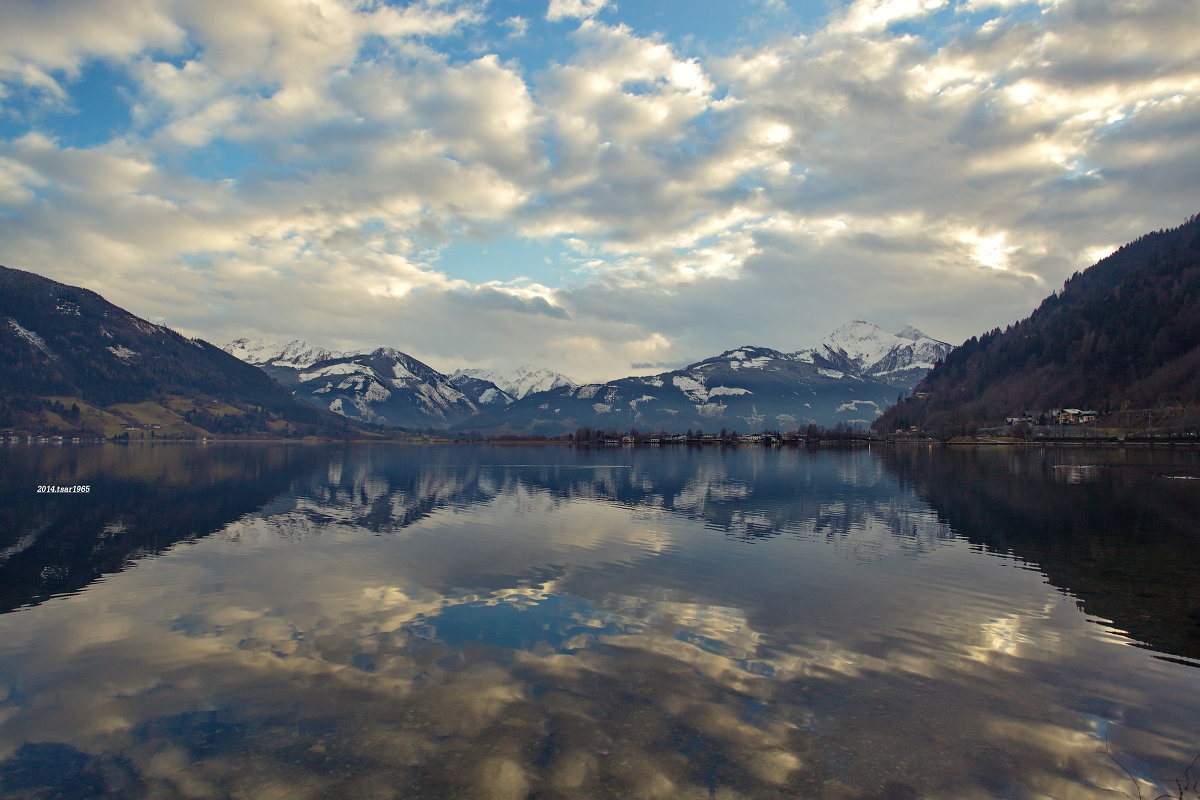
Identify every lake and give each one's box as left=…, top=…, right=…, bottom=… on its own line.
left=1, top=442, right=1198, bottom=799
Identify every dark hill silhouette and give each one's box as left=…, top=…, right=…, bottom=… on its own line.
left=876, top=215, right=1200, bottom=435
left=0, top=265, right=356, bottom=437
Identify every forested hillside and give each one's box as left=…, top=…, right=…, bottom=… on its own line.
left=875, top=215, right=1200, bottom=435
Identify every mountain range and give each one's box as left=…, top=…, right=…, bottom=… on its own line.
left=467, top=323, right=950, bottom=435
left=876, top=214, right=1200, bottom=436
left=0, top=263, right=950, bottom=438
left=226, top=323, right=951, bottom=433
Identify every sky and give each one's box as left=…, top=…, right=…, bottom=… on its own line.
left=0, top=0, right=1197, bottom=382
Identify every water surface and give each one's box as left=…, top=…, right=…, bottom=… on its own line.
left=1, top=443, right=1198, bottom=799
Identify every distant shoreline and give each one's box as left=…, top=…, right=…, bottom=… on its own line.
left=8, top=435, right=1200, bottom=449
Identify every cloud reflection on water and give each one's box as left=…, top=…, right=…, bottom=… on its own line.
left=0, top=444, right=1197, bottom=799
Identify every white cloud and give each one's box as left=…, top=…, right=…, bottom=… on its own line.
left=546, top=0, right=609, bottom=22
left=0, top=0, right=1197, bottom=381
left=0, top=153, right=45, bottom=205
left=504, top=16, right=530, bottom=37
left=831, top=0, right=950, bottom=34
left=0, top=0, right=184, bottom=76
left=961, top=0, right=1046, bottom=9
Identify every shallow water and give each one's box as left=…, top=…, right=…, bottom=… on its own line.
left=0, top=442, right=1198, bottom=799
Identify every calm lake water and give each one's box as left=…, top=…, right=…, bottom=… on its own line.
left=1, top=442, right=1198, bottom=799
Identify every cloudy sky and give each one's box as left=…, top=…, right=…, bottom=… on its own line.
left=1, top=0, right=1196, bottom=381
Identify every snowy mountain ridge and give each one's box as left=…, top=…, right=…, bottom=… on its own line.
left=224, top=337, right=354, bottom=370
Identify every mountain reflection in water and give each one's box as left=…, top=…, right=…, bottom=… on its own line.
left=0, top=443, right=1197, bottom=800
left=880, top=445, right=1200, bottom=662
left=0, top=443, right=328, bottom=612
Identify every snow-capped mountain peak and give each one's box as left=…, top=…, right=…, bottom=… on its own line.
left=507, top=365, right=577, bottom=399
left=451, top=365, right=576, bottom=400
left=798, top=321, right=951, bottom=389
left=893, top=325, right=927, bottom=342
left=818, top=321, right=902, bottom=371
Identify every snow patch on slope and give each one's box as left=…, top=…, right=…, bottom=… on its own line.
left=836, top=400, right=881, bottom=415
left=300, top=362, right=363, bottom=382
left=107, top=344, right=139, bottom=363
left=673, top=374, right=708, bottom=402
left=7, top=319, right=56, bottom=360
